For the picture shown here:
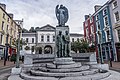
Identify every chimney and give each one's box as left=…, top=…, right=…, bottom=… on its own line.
left=94, top=5, right=102, bottom=12
left=8, top=13, right=14, bottom=19
left=84, top=15, right=89, bottom=20
left=0, top=3, right=6, bottom=10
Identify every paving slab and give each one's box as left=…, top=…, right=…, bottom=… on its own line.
left=8, top=70, right=120, bottom=80
left=8, top=75, right=24, bottom=80
left=101, top=70, right=120, bottom=80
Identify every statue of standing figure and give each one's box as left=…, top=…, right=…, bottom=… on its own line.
left=56, top=30, right=70, bottom=58
left=56, top=31, right=64, bottom=57
left=63, top=31, right=70, bottom=57
left=55, top=4, right=69, bottom=26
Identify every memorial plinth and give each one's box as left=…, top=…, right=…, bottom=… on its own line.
left=54, top=57, right=75, bottom=65
left=55, top=26, right=71, bottom=58
left=54, top=25, right=75, bottom=65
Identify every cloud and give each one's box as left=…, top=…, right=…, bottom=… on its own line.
left=0, top=0, right=108, bottom=34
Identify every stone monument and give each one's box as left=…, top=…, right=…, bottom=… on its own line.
left=19, top=4, right=110, bottom=80
left=54, top=4, right=74, bottom=65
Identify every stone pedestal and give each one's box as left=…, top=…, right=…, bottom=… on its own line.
left=91, top=64, right=109, bottom=71
left=55, top=26, right=71, bottom=58
left=11, top=67, right=22, bottom=75
left=54, top=57, right=75, bottom=65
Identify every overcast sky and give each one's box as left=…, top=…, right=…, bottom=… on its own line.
left=1, top=0, right=107, bottom=34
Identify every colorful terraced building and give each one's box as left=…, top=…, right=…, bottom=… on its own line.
left=83, top=0, right=120, bottom=62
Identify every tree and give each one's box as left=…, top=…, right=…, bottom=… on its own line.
left=12, top=39, right=26, bottom=50
left=71, top=41, right=81, bottom=53
left=71, top=40, right=89, bottom=53
left=80, top=40, right=89, bottom=52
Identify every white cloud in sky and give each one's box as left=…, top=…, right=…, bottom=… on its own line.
left=0, top=0, right=108, bottom=34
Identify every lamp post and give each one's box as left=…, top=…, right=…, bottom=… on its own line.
left=98, top=31, right=104, bottom=64
left=4, top=33, right=9, bottom=66
left=16, top=27, right=21, bottom=68
left=108, top=38, right=112, bottom=67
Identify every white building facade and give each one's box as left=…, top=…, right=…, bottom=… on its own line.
left=109, top=0, right=120, bottom=42
left=109, top=0, right=120, bottom=61
left=22, top=24, right=83, bottom=54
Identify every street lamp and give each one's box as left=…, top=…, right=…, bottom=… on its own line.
left=4, top=33, right=9, bottom=66
left=98, top=31, right=104, bottom=64
left=108, top=37, right=112, bottom=67
left=16, top=26, right=21, bottom=68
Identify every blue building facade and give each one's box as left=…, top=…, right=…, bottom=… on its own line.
left=94, top=2, right=117, bottom=62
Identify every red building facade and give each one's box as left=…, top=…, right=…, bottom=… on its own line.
left=83, top=15, right=98, bottom=57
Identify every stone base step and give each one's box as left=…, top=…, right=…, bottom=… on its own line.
left=34, top=65, right=90, bottom=73
left=20, top=72, right=58, bottom=80
left=54, top=58, right=75, bottom=65
left=20, top=70, right=110, bottom=80
left=46, top=63, right=82, bottom=69
left=60, top=72, right=111, bottom=80
left=30, top=69, right=98, bottom=77
left=33, top=59, right=54, bottom=63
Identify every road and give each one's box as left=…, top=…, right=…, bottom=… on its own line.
left=0, top=66, right=14, bottom=80
left=110, top=68, right=120, bottom=73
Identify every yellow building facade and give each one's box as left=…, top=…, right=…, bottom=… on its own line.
left=0, top=3, right=22, bottom=56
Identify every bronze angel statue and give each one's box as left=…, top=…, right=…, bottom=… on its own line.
left=55, top=5, right=69, bottom=26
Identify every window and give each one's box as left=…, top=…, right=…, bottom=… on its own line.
left=32, top=38, right=34, bottom=43
left=41, top=35, right=44, bottom=42
left=72, top=38, right=74, bottom=42
left=92, top=26, right=94, bottom=32
left=98, top=34, right=102, bottom=43
left=0, top=35, right=3, bottom=44
left=10, top=38, right=12, bottom=45
left=104, top=16, right=108, bottom=26
left=7, top=18, right=9, bottom=22
left=3, top=13, right=5, bottom=19
left=31, top=46, right=34, bottom=52
left=1, top=21, right=4, bottom=30
left=6, top=25, right=8, bottom=32
left=91, top=34, right=95, bottom=42
left=96, top=14, right=99, bottom=20
left=91, top=26, right=94, bottom=33
left=47, top=35, right=50, bottom=42
left=90, top=17, right=93, bottom=23
left=15, top=25, right=16, bottom=29
left=26, top=38, right=28, bottom=43
left=103, top=9, right=107, bottom=15
left=96, top=21, right=100, bottom=30
left=113, top=1, right=117, bottom=9
left=10, top=28, right=12, bottom=34
left=53, top=35, right=55, bottom=41
left=77, top=38, right=79, bottom=42
left=114, top=11, right=119, bottom=22
left=85, top=21, right=88, bottom=26
left=14, top=31, right=16, bottom=37
left=117, top=29, right=120, bottom=41
left=106, top=30, right=111, bottom=41
left=86, top=28, right=88, bottom=36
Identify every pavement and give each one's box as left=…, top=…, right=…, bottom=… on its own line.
left=0, top=60, right=120, bottom=80
left=8, top=70, right=120, bottom=80
left=0, top=60, right=16, bottom=70
left=101, top=70, right=120, bottom=80
left=105, top=61, right=120, bottom=72
left=0, top=60, right=23, bottom=80
left=0, top=60, right=16, bottom=80
left=8, top=75, right=24, bottom=80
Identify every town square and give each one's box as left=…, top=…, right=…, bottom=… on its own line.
left=0, top=0, right=120, bottom=80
